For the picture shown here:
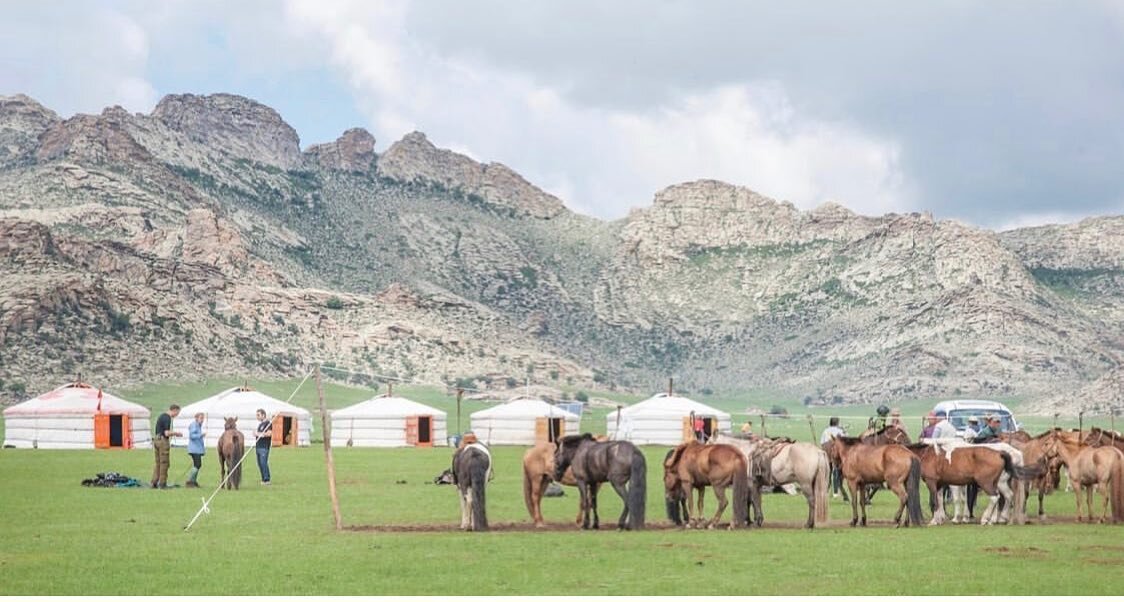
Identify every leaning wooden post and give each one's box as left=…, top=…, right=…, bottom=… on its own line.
left=1078, top=410, right=1084, bottom=445
left=806, top=415, right=816, bottom=442
left=759, top=413, right=767, bottom=438
left=316, top=364, right=342, bottom=531
left=456, top=388, right=464, bottom=434
left=1053, top=413, right=1059, bottom=429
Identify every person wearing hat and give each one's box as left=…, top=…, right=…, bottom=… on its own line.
left=931, top=409, right=957, bottom=439
left=963, top=416, right=980, bottom=441
left=889, top=408, right=904, bottom=429
left=973, top=415, right=1002, bottom=443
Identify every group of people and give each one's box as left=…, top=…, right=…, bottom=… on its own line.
left=149, top=404, right=276, bottom=489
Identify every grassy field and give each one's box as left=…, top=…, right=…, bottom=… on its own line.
left=2, top=377, right=1121, bottom=595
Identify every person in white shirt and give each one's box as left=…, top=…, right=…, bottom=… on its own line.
left=963, top=416, right=980, bottom=441
left=931, top=410, right=958, bottom=439
left=819, top=417, right=848, bottom=501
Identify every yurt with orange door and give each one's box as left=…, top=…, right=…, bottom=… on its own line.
left=469, top=398, right=580, bottom=445
left=2, top=382, right=152, bottom=449
left=606, top=393, right=731, bottom=445
left=171, top=386, right=311, bottom=448
left=329, top=394, right=447, bottom=447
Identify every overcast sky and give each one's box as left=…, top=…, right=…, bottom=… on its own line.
left=3, top=1, right=1123, bottom=229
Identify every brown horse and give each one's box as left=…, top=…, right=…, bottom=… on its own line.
left=711, top=433, right=829, bottom=529
left=217, top=417, right=244, bottom=490
left=904, top=442, right=1028, bottom=525
left=1042, top=429, right=1124, bottom=523
left=1084, top=427, right=1124, bottom=453
left=827, top=436, right=924, bottom=527
left=522, top=439, right=604, bottom=528
left=1001, top=430, right=1063, bottom=521
left=663, top=441, right=749, bottom=529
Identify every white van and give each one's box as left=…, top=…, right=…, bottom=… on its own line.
left=931, top=400, right=1020, bottom=437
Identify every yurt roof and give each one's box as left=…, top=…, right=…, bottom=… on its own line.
left=470, top=398, right=580, bottom=419
left=179, top=387, right=311, bottom=418
left=2, top=382, right=150, bottom=417
left=609, top=393, right=730, bottom=419
left=332, top=395, right=447, bottom=418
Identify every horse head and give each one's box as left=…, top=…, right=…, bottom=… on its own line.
left=553, top=433, right=594, bottom=481
left=224, top=416, right=238, bottom=430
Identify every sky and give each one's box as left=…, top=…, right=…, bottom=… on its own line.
left=2, top=1, right=1123, bottom=229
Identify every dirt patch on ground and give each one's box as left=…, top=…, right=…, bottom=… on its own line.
left=1079, top=545, right=1124, bottom=553
left=983, top=546, right=1049, bottom=558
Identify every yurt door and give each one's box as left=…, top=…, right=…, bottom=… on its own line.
left=548, top=417, right=563, bottom=442
left=703, top=417, right=716, bottom=441
left=406, top=416, right=419, bottom=446
left=682, top=416, right=694, bottom=442
left=272, top=416, right=297, bottom=447
left=417, top=416, right=433, bottom=447
left=94, top=414, right=110, bottom=449
left=535, top=417, right=548, bottom=442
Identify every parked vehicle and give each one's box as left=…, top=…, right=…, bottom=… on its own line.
left=931, top=400, right=1020, bottom=437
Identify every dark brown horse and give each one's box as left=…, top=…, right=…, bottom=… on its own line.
left=663, top=441, right=749, bottom=529
left=1084, top=427, right=1124, bottom=453
left=217, top=417, right=244, bottom=490
left=904, top=442, right=1029, bottom=525
left=554, top=433, right=646, bottom=530
left=1001, top=430, right=1062, bottom=520
left=827, top=435, right=924, bottom=527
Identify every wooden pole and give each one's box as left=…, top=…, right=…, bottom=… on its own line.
left=316, top=364, right=343, bottom=531
left=806, top=415, right=816, bottom=443
left=759, top=413, right=767, bottom=438
left=668, top=378, right=674, bottom=397
left=456, top=388, right=464, bottom=435
left=1078, top=410, right=1084, bottom=446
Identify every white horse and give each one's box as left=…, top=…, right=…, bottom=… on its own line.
left=711, top=432, right=829, bottom=528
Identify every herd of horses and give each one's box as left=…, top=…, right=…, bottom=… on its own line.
left=450, top=423, right=1124, bottom=532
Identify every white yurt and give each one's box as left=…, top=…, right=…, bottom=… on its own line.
left=469, top=398, right=580, bottom=445
left=606, top=393, right=731, bottom=445
left=330, top=395, right=447, bottom=447
left=171, top=386, right=312, bottom=448
left=2, top=382, right=152, bottom=449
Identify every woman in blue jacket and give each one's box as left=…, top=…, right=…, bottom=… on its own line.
left=186, top=412, right=206, bottom=488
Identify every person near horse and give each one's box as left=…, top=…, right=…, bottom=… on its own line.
left=868, top=404, right=891, bottom=432
left=185, top=412, right=205, bottom=488
left=151, top=404, right=182, bottom=489
left=973, top=415, right=1002, bottom=443
left=962, top=415, right=981, bottom=518
left=741, top=420, right=754, bottom=437
left=921, top=412, right=938, bottom=439
left=889, top=408, right=904, bottom=429
left=254, top=408, right=273, bottom=486
left=820, top=417, right=848, bottom=501
left=963, top=416, right=980, bottom=441
left=693, top=414, right=706, bottom=442
left=930, top=410, right=958, bottom=439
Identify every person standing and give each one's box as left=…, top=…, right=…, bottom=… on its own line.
left=819, top=417, right=848, bottom=501
left=740, top=420, right=754, bottom=437
left=963, top=415, right=981, bottom=520
left=921, top=412, right=938, bottom=439
left=931, top=410, right=958, bottom=439
left=973, top=415, right=1002, bottom=443
left=693, top=414, right=705, bottom=443
left=254, top=408, right=273, bottom=486
left=151, top=404, right=182, bottom=489
left=185, top=412, right=206, bottom=488
left=963, top=416, right=980, bottom=441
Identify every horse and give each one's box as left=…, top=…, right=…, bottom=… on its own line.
left=1001, top=430, right=1063, bottom=521
left=663, top=449, right=691, bottom=526
left=554, top=433, right=646, bottom=530
left=1041, top=429, right=1124, bottom=523
left=662, top=441, right=749, bottom=529
left=217, top=417, right=244, bottom=490
left=903, top=442, right=1030, bottom=526
left=453, top=441, right=491, bottom=531
left=826, top=435, right=924, bottom=527
left=1084, top=427, right=1124, bottom=454
left=711, top=432, right=829, bottom=528
left=522, top=439, right=604, bottom=528
left=858, top=425, right=913, bottom=505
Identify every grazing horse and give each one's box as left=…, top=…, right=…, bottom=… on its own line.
left=711, top=433, right=829, bottom=528
left=217, top=417, right=244, bottom=490
left=554, top=433, right=646, bottom=530
left=522, top=439, right=604, bottom=527
left=1042, top=429, right=1124, bottom=523
left=453, top=441, right=491, bottom=531
left=904, top=442, right=1029, bottom=526
left=662, top=441, right=749, bottom=529
left=827, top=436, right=924, bottom=527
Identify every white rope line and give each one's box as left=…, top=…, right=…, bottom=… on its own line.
left=183, top=369, right=314, bottom=532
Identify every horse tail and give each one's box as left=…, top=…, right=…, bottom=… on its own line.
left=1111, top=450, right=1124, bottom=523
left=732, top=454, right=749, bottom=528
left=627, top=450, right=646, bottom=530
left=906, top=456, right=924, bottom=527
left=814, top=449, right=830, bottom=526
left=232, top=433, right=244, bottom=490
left=471, top=453, right=489, bottom=531
left=999, top=451, right=1025, bottom=523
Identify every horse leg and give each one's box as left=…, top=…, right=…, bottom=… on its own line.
left=804, top=484, right=816, bottom=529
left=459, top=488, right=470, bottom=530
left=928, top=480, right=946, bottom=526
left=709, top=484, right=728, bottom=530
left=1085, top=484, right=1094, bottom=523
left=749, top=483, right=764, bottom=527
left=1074, top=483, right=1084, bottom=522
left=576, top=480, right=591, bottom=529
left=979, top=482, right=1000, bottom=526
left=997, top=475, right=1014, bottom=524
left=848, top=479, right=860, bottom=527
left=589, top=483, right=600, bottom=530
left=889, top=479, right=908, bottom=528
left=610, top=480, right=630, bottom=530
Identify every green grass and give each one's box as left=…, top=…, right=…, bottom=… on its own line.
left=2, top=442, right=1124, bottom=595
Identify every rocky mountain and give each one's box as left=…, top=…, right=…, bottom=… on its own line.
left=0, top=92, right=1120, bottom=412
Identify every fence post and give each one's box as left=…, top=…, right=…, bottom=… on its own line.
left=316, top=364, right=342, bottom=531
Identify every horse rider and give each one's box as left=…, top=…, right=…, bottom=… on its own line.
left=868, top=404, right=891, bottom=431
left=820, top=417, right=848, bottom=501
left=889, top=408, right=904, bottom=429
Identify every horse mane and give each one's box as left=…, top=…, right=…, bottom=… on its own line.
left=767, top=436, right=795, bottom=444
left=559, top=433, right=595, bottom=445
left=665, top=443, right=690, bottom=468
left=905, top=442, right=931, bottom=452
left=833, top=435, right=864, bottom=445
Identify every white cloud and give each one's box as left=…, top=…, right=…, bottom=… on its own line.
left=280, top=0, right=913, bottom=219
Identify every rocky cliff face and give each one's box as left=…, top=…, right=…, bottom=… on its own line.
left=0, top=93, right=1120, bottom=412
